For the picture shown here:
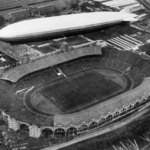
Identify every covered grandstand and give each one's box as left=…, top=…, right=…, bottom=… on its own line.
left=1, top=44, right=101, bottom=82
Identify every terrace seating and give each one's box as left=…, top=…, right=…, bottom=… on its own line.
left=123, top=52, right=141, bottom=65
left=14, top=68, right=60, bottom=90
left=87, top=58, right=101, bottom=69
left=111, top=60, right=120, bottom=69
left=141, top=66, right=150, bottom=77
left=99, top=58, right=129, bottom=72
left=105, top=59, right=113, bottom=69
left=70, top=61, right=84, bottom=73
left=134, top=59, right=149, bottom=71
left=59, top=64, right=72, bottom=76
left=102, top=47, right=142, bottom=66
left=132, top=74, right=145, bottom=88
left=109, top=48, right=120, bottom=59
left=59, top=56, right=145, bottom=89
left=120, top=63, right=130, bottom=72
left=128, top=68, right=140, bottom=77
left=99, top=58, right=107, bottom=68
left=0, top=81, right=12, bottom=96
left=128, top=68, right=145, bottom=87
left=117, top=51, right=129, bottom=62
left=99, top=48, right=146, bottom=87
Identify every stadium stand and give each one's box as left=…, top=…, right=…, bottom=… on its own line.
left=8, top=44, right=150, bottom=92
left=134, top=59, right=149, bottom=70
left=11, top=45, right=148, bottom=92
left=1, top=45, right=101, bottom=82
left=142, top=65, right=150, bottom=77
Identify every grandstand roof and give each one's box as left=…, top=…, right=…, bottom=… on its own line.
left=1, top=45, right=101, bottom=82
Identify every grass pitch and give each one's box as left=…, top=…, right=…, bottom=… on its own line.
left=34, top=70, right=123, bottom=114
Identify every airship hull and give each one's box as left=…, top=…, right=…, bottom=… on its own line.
left=4, top=20, right=121, bottom=42
left=0, top=12, right=137, bottom=42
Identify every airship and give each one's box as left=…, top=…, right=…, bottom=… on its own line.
left=0, top=8, right=138, bottom=42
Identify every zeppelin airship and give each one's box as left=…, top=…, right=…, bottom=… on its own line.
left=0, top=9, right=138, bottom=42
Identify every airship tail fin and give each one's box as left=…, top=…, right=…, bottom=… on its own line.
left=120, top=7, right=133, bottom=14
left=123, top=17, right=139, bottom=22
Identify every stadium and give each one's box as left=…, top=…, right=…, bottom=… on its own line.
left=0, top=0, right=150, bottom=149
left=0, top=36, right=150, bottom=140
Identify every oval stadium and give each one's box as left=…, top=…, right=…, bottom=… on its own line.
left=1, top=39, right=150, bottom=142
left=0, top=0, right=150, bottom=149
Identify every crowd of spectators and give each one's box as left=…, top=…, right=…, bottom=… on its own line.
left=14, top=68, right=60, bottom=91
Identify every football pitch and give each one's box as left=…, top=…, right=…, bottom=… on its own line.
left=38, top=70, right=123, bottom=113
